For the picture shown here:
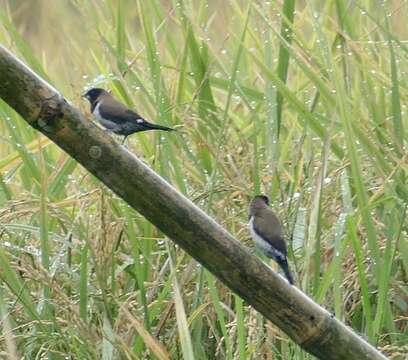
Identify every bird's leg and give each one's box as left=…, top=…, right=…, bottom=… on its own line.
left=122, top=135, right=128, bottom=146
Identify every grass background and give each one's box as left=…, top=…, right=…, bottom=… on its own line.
left=0, top=0, right=407, bottom=358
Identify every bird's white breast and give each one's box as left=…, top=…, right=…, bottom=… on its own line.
left=93, top=102, right=103, bottom=122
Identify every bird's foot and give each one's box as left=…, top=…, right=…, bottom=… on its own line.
left=121, top=136, right=129, bottom=148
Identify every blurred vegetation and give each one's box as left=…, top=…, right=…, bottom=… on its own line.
left=0, top=0, right=407, bottom=359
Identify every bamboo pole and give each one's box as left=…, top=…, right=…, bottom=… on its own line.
left=0, top=45, right=388, bottom=360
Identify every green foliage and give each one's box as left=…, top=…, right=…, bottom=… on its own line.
left=0, top=0, right=407, bottom=358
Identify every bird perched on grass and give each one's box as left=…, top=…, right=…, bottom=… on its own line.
left=82, top=88, right=174, bottom=144
left=248, top=195, right=294, bottom=285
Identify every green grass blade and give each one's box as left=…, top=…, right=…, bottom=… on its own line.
left=347, top=217, right=373, bottom=342
left=235, top=294, right=246, bottom=360
left=167, top=243, right=195, bottom=360
left=206, top=271, right=232, bottom=360
left=387, top=24, right=404, bottom=153
left=0, top=11, right=51, bottom=82
left=116, top=0, right=126, bottom=72
left=79, top=244, right=89, bottom=322
left=276, top=0, right=296, bottom=133
left=48, top=156, right=77, bottom=200
left=0, top=247, right=41, bottom=323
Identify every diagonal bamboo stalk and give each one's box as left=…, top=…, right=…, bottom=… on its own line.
left=0, top=45, right=388, bottom=360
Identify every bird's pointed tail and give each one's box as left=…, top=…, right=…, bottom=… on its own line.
left=144, top=122, right=175, bottom=132
left=278, top=258, right=294, bottom=285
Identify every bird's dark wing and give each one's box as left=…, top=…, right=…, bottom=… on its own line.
left=253, top=210, right=287, bottom=256
left=98, top=96, right=174, bottom=133
left=98, top=98, right=144, bottom=124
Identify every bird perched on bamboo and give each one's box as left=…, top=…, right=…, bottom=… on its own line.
left=248, top=195, right=294, bottom=285
left=82, top=88, right=174, bottom=144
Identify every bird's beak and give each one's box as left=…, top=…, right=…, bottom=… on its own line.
left=81, top=93, right=88, bottom=99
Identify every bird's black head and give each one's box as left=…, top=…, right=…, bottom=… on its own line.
left=255, top=194, right=270, bottom=205
left=82, top=88, right=107, bottom=104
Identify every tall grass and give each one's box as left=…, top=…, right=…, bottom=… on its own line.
left=0, top=0, right=407, bottom=358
